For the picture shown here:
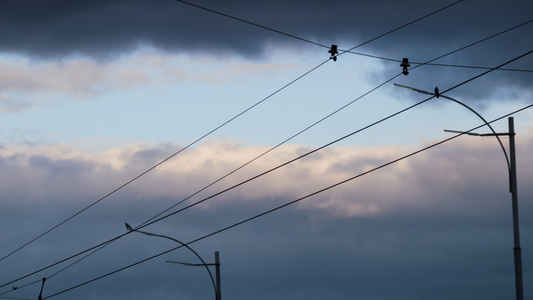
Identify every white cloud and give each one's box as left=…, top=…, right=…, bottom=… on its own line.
left=0, top=51, right=302, bottom=113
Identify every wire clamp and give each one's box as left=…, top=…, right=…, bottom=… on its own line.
left=328, top=45, right=338, bottom=61
left=400, top=58, right=410, bottom=75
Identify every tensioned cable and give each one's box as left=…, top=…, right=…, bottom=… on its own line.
left=0, top=59, right=330, bottom=264
left=135, top=0, right=463, bottom=227
left=135, top=15, right=533, bottom=229
left=404, top=18, right=533, bottom=71
left=340, top=1, right=464, bottom=54
left=175, top=0, right=330, bottom=49
left=35, top=49, right=533, bottom=298
left=3, top=25, right=530, bottom=296
left=176, top=0, right=463, bottom=53
left=40, top=96, right=437, bottom=298
left=117, top=49, right=533, bottom=233
left=176, top=0, right=532, bottom=73
left=41, top=102, right=533, bottom=300
left=0, top=71, right=402, bottom=294
left=0, top=239, right=118, bottom=296
left=0, top=0, right=463, bottom=274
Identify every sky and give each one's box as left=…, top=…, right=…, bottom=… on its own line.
left=0, top=0, right=532, bottom=299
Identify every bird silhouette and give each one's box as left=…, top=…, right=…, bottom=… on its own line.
left=434, top=87, right=440, bottom=98
left=125, top=223, right=133, bottom=231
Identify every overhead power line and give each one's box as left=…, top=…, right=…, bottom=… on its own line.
left=176, top=0, right=464, bottom=53
left=113, top=49, right=533, bottom=234
left=176, top=0, right=532, bottom=73
left=41, top=102, right=533, bottom=300
left=0, top=58, right=329, bottom=265
left=0, top=0, right=462, bottom=269
left=12, top=48, right=531, bottom=299
left=4, top=19, right=532, bottom=296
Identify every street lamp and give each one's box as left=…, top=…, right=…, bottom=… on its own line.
left=394, top=84, right=524, bottom=300
left=125, top=224, right=221, bottom=300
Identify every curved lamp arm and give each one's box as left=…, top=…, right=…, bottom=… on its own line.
left=126, top=225, right=217, bottom=296
left=393, top=83, right=512, bottom=177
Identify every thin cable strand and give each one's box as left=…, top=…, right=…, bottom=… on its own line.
left=178, top=0, right=532, bottom=72
left=38, top=49, right=533, bottom=298
left=41, top=49, right=532, bottom=298
left=0, top=60, right=329, bottom=264
left=4, top=38, right=531, bottom=294
left=0, top=0, right=465, bottom=273
left=42, top=102, right=533, bottom=300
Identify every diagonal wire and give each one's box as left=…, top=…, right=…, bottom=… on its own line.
left=0, top=0, right=464, bottom=284
left=41, top=101, right=533, bottom=299
left=0, top=59, right=330, bottom=264
left=0, top=0, right=468, bottom=264
left=4, top=29, right=531, bottom=297
left=177, top=0, right=532, bottom=72
left=5, top=47, right=532, bottom=297
left=4, top=5, right=530, bottom=296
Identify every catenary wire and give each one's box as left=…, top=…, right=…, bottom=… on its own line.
left=2, top=0, right=529, bottom=291
left=3, top=0, right=519, bottom=267
left=134, top=14, right=533, bottom=229
left=40, top=94, right=437, bottom=298
left=176, top=0, right=532, bottom=73
left=0, top=58, right=330, bottom=289
left=176, top=0, right=463, bottom=53
left=3, top=23, right=531, bottom=295
left=0, top=0, right=465, bottom=280
left=38, top=49, right=533, bottom=298
left=175, top=0, right=330, bottom=49
left=131, top=0, right=465, bottom=227
left=42, top=101, right=533, bottom=300
left=119, top=49, right=533, bottom=231
left=0, top=59, right=330, bottom=264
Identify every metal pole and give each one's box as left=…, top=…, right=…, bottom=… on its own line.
left=215, top=251, right=221, bottom=300
left=509, top=117, right=523, bottom=300
left=394, top=84, right=525, bottom=299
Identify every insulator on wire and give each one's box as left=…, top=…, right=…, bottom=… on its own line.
left=400, top=58, right=410, bottom=75
left=328, top=44, right=338, bottom=61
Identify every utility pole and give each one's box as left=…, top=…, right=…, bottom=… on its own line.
left=215, top=251, right=221, bottom=300
left=508, top=117, right=523, bottom=300
left=445, top=117, right=523, bottom=300
left=393, top=84, right=524, bottom=299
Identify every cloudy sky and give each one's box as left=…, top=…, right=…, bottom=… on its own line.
left=1, top=0, right=532, bottom=299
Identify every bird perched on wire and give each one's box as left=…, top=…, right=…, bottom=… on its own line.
left=125, top=223, right=133, bottom=231
left=434, top=87, right=440, bottom=98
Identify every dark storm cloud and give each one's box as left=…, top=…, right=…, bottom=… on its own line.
left=1, top=0, right=531, bottom=60
left=1, top=0, right=531, bottom=104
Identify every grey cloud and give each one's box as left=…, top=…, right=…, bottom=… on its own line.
left=0, top=135, right=532, bottom=299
